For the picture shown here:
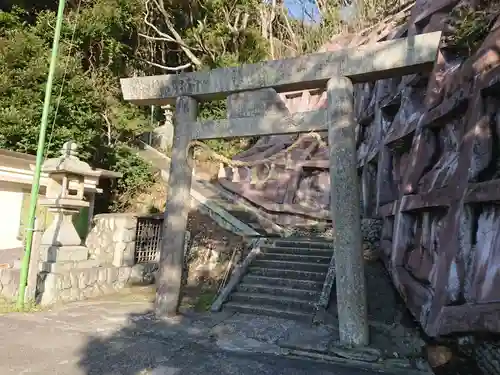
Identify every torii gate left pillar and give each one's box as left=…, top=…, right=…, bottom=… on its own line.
left=155, top=96, right=197, bottom=316
left=120, top=30, right=441, bottom=346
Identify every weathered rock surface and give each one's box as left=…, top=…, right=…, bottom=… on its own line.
left=0, top=268, right=19, bottom=300
left=220, top=1, right=500, bottom=337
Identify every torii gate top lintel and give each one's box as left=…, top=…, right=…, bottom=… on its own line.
left=120, top=31, right=441, bottom=106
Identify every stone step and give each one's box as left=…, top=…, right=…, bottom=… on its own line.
left=223, top=302, right=313, bottom=322
left=253, top=260, right=329, bottom=273
left=259, top=252, right=331, bottom=264
left=242, top=275, right=324, bottom=290
left=272, top=238, right=334, bottom=249
left=229, top=292, right=316, bottom=312
left=260, top=246, right=334, bottom=257
left=248, top=267, right=326, bottom=282
left=236, top=283, right=321, bottom=301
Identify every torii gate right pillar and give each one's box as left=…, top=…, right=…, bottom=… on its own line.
left=327, top=77, right=368, bottom=346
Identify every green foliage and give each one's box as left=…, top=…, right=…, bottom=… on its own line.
left=165, top=0, right=268, bottom=68
left=0, top=296, right=42, bottom=314
left=193, top=289, right=217, bottom=311
left=0, top=2, right=153, bottom=211
left=148, top=0, right=270, bottom=159
left=446, top=7, right=494, bottom=56
left=105, top=145, right=156, bottom=211
left=0, top=6, right=26, bottom=32
left=0, top=0, right=277, bottom=209
left=199, top=100, right=226, bottom=121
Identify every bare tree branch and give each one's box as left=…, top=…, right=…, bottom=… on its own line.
left=142, top=0, right=203, bottom=67
left=279, top=4, right=301, bottom=54
left=223, top=7, right=250, bottom=34
left=259, top=1, right=278, bottom=58
left=233, top=10, right=241, bottom=31
left=153, top=0, right=203, bottom=66
left=101, top=113, right=113, bottom=146
left=139, top=58, right=192, bottom=71
left=138, top=32, right=175, bottom=43
left=240, top=12, right=249, bottom=30
left=259, top=7, right=268, bottom=39
left=191, top=18, right=217, bottom=63
left=269, top=0, right=277, bottom=59
left=314, top=0, right=325, bottom=17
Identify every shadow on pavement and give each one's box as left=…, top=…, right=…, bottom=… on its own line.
left=77, top=309, right=379, bottom=375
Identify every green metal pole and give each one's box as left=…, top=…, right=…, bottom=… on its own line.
left=17, top=0, right=67, bottom=308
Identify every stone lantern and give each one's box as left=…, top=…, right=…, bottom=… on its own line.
left=38, top=141, right=101, bottom=266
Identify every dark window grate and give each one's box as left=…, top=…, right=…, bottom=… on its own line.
left=134, top=216, right=163, bottom=264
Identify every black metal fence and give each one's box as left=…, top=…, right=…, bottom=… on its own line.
left=134, top=215, right=163, bottom=264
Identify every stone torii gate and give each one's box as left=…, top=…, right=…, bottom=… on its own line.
left=120, top=31, right=441, bottom=346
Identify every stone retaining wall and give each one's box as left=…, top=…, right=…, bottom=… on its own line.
left=0, top=213, right=140, bottom=305
left=35, top=213, right=138, bottom=305
left=86, top=213, right=137, bottom=267
left=0, top=268, right=19, bottom=300
left=37, top=266, right=132, bottom=305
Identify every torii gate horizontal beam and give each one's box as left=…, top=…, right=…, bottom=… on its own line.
left=191, top=110, right=326, bottom=140
left=120, top=31, right=441, bottom=105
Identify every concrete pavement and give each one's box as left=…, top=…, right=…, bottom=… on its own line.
left=0, top=300, right=428, bottom=375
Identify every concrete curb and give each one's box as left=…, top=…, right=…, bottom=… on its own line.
left=285, top=349, right=432, bottom=375
left=189, top=187, right=260, bottom=238
left=195, top=180, right=287, bottom=237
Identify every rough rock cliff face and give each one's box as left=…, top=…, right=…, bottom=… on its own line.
left=218, top=0, right=500, bottom=337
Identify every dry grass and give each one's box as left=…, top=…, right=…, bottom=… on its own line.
left=0, top=297, right=43, bottom=314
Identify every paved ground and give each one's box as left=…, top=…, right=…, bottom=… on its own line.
left=0, top=299, right=429, bottom=375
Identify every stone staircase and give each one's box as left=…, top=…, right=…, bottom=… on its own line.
left=135, top=139, right=337, bottom=321
left=223, top=237, right=335, bottom=321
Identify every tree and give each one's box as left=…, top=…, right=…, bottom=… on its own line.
left=138, top=0, right=268, bottom=71
left=0, top=0, right=272, bottom=209
left=0, top=3, right=154, bottom=210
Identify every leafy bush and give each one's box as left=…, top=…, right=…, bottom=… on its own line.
left=104, top=145, right=156, bottom=211
left=0, top=4, right=155, bottom=212
left=446, top=6, right=495, bottom=56
left=197, top=95, right=256, bottom=159
left=0, top=0, right=274, bottom=210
